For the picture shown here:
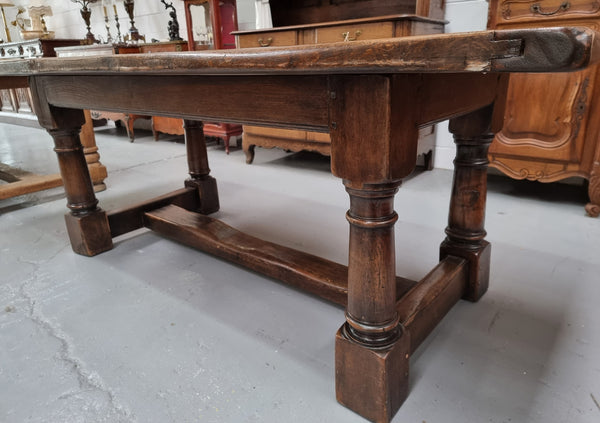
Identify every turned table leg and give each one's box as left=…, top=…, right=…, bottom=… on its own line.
left=335, top=181, right=410, bottom=423
left=329, top=75, right=420, bottom=423
left=441, top=105, right=495, bottom=302
left=49, top=118, right=113, bottom=256
left=29, top=77, right=112, bottom=256
left=183, top=120, right=219, bottom=214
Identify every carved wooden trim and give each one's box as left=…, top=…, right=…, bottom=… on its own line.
left=586, top=161, right=600, bottom=216
left=488, top=156, right=588, bottom=181
left=572, top=76, right=590, bottom=141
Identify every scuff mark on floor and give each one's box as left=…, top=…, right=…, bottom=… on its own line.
left=487, top=310, right=501, bottom=333
left=591, top=393, right=600, bottom=412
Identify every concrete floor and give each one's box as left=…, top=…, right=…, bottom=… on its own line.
left=1, top=123, right=599, bottom=423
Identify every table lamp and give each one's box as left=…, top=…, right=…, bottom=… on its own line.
left=0, top=0, right=14, bottom=43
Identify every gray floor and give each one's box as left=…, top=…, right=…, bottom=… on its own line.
left=1, top=123, right=599, bottom=423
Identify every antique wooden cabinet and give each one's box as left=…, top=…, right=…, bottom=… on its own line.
left=488, top=0, right=600, bottom=216
left=234, top=0, right=445, bottom=164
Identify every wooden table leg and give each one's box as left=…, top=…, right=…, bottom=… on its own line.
left=329, top=75, right=420, bottom=423
left=335, top=181, right=410, bottom=423
left=50, top=121, right=112, bottom=256
left=183, top=120, right=219, bottom=214
left=440, top=105, right=495, bottom=302
left=30, top=78, right=112, bottom=256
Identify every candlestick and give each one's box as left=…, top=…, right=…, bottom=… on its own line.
left=123, top=0, right=144, bottom=43
left=113, top=3, right=122, bottom=42
left=70, top=0, right=99, bottom=43
left=103, top=7, right=112, bottom=43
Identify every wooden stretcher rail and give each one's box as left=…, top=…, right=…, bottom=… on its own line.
left=107, top=188, right=199, bottom=238
left=143, top=204, right=417, bottom=306
left=0, top=166, right=62, bottom=200
left=398, top=256, right=468, bottom=353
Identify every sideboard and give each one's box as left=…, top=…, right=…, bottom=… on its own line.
left=487, top=0, right=600, bottom=216
left=234, top=0, right=446, bottom=164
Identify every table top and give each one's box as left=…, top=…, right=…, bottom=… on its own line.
left=0, top=27, right=597, bottom=77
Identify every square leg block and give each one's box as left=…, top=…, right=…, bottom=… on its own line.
left=65, top=210, right=113, bottom=256
left=440, top=240, right=491, bottom=302
left=335, top=325, right=410, bottom=423
left=185, top=177, right=219, bottom=215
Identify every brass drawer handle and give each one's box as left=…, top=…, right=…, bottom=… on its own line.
left=257, top=37, right=272, bottom=47
left=342, top=30, right=362, bottom=42
left=530, top=1, right=570, bottom=15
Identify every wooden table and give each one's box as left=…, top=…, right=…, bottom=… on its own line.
left=0, top=27, right=596, bottom=422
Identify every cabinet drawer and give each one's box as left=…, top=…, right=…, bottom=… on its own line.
left=237, top=30, right=298, bottom=48
left=494, top=0, right=600, bottom=25
left=314, top=22, right=394, bottom=44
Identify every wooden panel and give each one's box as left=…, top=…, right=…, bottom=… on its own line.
left=315, top=21, right=394, bottom=43
left=244, top=125, right=309, bottom=141
left=491, top=0, right=600, bottom=26
left=493, top=69, right=594, bottom=155
left=39, top=75, right=331, bottom=132
left=237, top=30, right=299, bottom=48
left=138, top=41, right=188, bottom=53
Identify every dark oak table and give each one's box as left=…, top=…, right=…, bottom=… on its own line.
left=0, top=27, right=597, bottom=422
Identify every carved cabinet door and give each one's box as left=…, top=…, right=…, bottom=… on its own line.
left=488, top=0, right=600, bottom=215
left=489, top=66, right=598, bottom=181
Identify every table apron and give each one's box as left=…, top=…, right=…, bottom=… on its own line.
left=32, top=74, right=332, bottom=132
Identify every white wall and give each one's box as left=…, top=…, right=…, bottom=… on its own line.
left=3, top=0, right=256, bottom=44
left=2, top=1, right=489, bottom=169
left=435, top=0, right=490, bottom=169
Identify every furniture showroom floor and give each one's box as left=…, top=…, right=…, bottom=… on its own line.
left=1, top=122, right=599, bottom=423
